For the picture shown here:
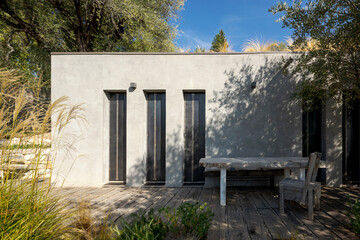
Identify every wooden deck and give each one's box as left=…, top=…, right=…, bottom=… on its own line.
left=56, top=185, right=360, bottom=240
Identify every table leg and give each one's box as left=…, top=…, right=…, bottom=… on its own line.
left=284, top=168, right=290, bottom=178
left=220, top=168, right=226, bottom=206
left=300, top=168, right=306, bottom=180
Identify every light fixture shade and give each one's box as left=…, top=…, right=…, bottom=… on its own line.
left=130, top=82, right=137, bottom=89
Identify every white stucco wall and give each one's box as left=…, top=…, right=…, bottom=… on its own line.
left=51, top=52, right=341, bottom=187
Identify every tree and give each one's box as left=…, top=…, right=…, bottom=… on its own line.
left=0, top=0, right=185, bottom=95
left=270, top=0, right=360, bottom=108
left=210, top=29, right=229, bottom=52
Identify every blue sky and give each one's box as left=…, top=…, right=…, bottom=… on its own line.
left=175, top=0, right=292, bottom=52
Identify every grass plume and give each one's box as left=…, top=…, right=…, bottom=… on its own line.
left=0, top=68, right=84, bottom=239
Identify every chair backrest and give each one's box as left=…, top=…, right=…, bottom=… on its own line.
left=300, top=152, right=322, bottom=205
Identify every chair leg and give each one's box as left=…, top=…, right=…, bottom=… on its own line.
left=315, top=186, right=321, bottom=211
left=279, top=184, right=284, bottom=214
left=308, top=189, right=314, bottom=220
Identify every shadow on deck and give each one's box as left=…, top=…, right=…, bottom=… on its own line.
left=56, top=185, right=360, bottom=240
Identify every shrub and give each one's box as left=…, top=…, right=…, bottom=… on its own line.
left=348, top=198, right=360, bottom=235
left=112, top=202, right=214, bottom=240
left=113, top=209, right=167, bottom=240
left=160, top=202, right=214, bottom=240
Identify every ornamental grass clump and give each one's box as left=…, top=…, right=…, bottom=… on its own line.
left=0, top=69, right=84, bottom=239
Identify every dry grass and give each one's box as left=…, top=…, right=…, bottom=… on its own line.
left=0, top=68, right=86, bottom=239
left=285, top=37, right=320, bottom=51
left=242, top=38, right=282, bottom=52
left=72, top=200, right=113, bottom=240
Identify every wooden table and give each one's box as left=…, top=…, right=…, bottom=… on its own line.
left=199, top=157, right=332, bottom=206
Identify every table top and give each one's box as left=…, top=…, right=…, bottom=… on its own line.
left=199, top=157, right=332, bottom=170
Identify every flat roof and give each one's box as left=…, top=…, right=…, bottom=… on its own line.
left=51, top=51, right=299, bottom=56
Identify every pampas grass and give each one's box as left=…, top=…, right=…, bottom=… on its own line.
left=0, top=68, right=84, bottom=239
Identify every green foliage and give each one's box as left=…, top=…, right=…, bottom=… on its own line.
left=160, top=202, right=214, bottom=240
left=270, top=0, right=360, bottom=107
left=210, top=29, right=227, bottom=52
left=113, top=209, right=167, bottom=240
left=113, top=202, right=214, bottom=240
left=0, top=0, right=185, bottom=95
left=348, top=198, right=360, bottom=235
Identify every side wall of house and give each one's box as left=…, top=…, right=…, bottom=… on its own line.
left=51, top=53, right=341, bottom=187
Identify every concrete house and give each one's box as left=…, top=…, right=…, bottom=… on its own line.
left=51, top=52, right=356, bottom=188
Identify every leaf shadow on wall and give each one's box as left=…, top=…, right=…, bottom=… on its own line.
left=206, top=56, right=303, bottom=158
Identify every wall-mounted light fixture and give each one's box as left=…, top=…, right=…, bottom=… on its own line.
left=130, top=82, right=137, bottom=89
left=251, top=82, right=256, bottom=89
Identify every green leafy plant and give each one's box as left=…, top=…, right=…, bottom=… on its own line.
left=160, top=202, right=214, bottom=240
left=348, top=198, right=360, bottom=235
left=113, top=209, right=167, bottom=240
left=112, top=202, right=214, bottom=240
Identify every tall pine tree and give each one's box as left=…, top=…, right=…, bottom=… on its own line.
left=210, top=29, right=227, bottom=52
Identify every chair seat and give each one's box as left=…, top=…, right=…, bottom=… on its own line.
left=279, top=152, right=322, bottom=220
left=280, top=178, right=321, bottom=190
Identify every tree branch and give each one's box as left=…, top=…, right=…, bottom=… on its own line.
left=6, top=29, right=24, bottom=61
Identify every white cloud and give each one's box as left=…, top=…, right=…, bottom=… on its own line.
left=178, top=30, right=212, bottom=50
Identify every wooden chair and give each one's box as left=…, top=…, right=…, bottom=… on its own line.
left=279, top=152, right=322, bottom=220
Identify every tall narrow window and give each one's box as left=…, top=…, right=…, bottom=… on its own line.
left=184, top=92, right=205, bottom=184
left=302, top=104, right=323, bottom=182
left=343, top=99, right=360, bottom=184
left=146, top=92, right=166, bottom=184
left=302, top=107, right=322, bottom=157
left=109, top=93, right=126, bottom=183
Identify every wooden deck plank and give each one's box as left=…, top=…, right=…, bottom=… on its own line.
left=150, top=187, right=181, bottom=212
left=249, top=191, right=270, bottom=209
left=183, top=187, right=203, bottom=203
left=258, top=190, right=280, bottom=209
left=314, top=209, right=358, bottom=239
left=287, top=203, right=340, bottom=240
left=109, top=188, right=159, bottom=223
left=239, top=190, right=272, bottom=239
left=258, top=208, right=291, bottom=239
left=87, top=188, right=117, bottom=202
left=90, top=188, right=121, bottom=206
left=273, top=209, right=317, bottom=240
left=165, top=187, right=192, bottom=210
left=341, top=186, right=360, bottom=196
left=116, top=188, right=164, bottom=224
left=207, top=188, right=220, bottom=240
left=93, top=188, right=142, bottom=218
left=197, top=187, right=212, bottom=205
left=321, top=190, right=351, bottom=212
left=227, top=205, right=251, bottom=240
left=322, top=187, right=353, bottom=210
left=325, top=187, right=358, bottom=204
left=319, top=200, right=352, bottom=228
left=207, top=187, right=227, bottom=240
left=260, top=190, right=320, bottom=240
